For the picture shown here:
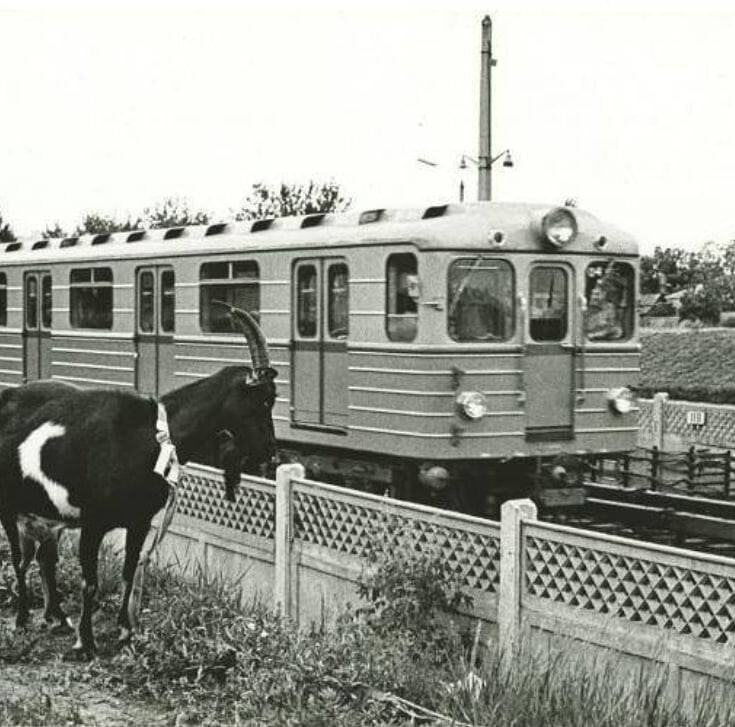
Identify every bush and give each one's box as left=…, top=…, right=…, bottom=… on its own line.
left=646, top=300, right=676, bottom=317
left=678, top=288, right=721, bottom=324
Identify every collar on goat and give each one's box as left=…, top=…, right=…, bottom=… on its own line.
left=154, top=402, right=180, bottom=486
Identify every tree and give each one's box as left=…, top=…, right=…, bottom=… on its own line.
left=74, top=213, right=142, bottom=236
left=233, top=180, right=350, bottom=221
left=0, top=211, right=16, bottom=242
left=143, top=198, right=210, bottom=229
left=42, top=223, right=67, bottom=239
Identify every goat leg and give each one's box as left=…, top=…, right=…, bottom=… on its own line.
left=72, top=524, right=104, bottom=658
left=117, top=519, right=151, bottom=643
left=0, top=511, right=31, bottom=629
left=37, top=535, right=72, bottom=631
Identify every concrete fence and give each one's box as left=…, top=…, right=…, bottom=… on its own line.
left=639, top=394, right=735, bottom=452
left=154, top=462, right=735, bottom=685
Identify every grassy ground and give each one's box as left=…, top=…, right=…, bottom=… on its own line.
left=2, top=534, right=735, bottom=726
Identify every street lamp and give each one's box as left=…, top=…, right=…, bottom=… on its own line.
left=459, top=151, right=513, bottom=202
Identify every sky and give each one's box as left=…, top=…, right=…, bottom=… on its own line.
left=0, top=0, right=734, bottom=252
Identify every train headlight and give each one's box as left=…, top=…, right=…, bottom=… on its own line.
left=542, top=208, right=578, bottom=247
left=607, top=386, right=634, bottom=415
left=456, top=391, right=488, bottom=420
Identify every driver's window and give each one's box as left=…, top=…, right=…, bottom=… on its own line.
left=327, top=262, right=348, bottom=340
left=529, top=267, right=568, bottom=342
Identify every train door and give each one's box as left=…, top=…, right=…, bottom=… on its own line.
left=135, top=266, right=175, bottom=397
left=292, top=258, right=349, bottom=428
left=524, top=264, right=575, bottom=440
left=23, top=271, right=52, bottom=382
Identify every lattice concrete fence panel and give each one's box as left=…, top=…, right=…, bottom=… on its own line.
left=159, top=464, right=735, bottom=683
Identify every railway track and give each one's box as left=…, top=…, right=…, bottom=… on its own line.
left=541, top=481, right=735, bottom=558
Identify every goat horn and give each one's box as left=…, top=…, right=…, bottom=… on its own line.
left=212, top=300, right=271, bottom=373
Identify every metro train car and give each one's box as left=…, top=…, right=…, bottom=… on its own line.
left=0, top=202, right=639, bottom=513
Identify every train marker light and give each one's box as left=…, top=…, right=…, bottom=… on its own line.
left=607, top=386, right=634, bottom=415
left=456, top=391, right=488, bottom=420
left=542, top=208, right=578, bottom=248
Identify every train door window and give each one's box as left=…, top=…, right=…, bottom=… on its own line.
left=0, top=274, right=6, bottom=326
left=529, top=267, right=568, bottom=342
left=297, top=264, right=318, bottom=337
left=139, top=270, right=155, bottom=333
left=448, top=257, right=514, bottom=342
left=327, top=262, right=348, bottom=339
left=200, top=260, right=259, bottom=333
left=70, top=267, right=113, bottom=329
left=161, top=269, right=175, bottom=333
left=386, top=253, right=418, bottom=342
left=25, top=277, right=38, bottom=330
left=585, top=261, right=635, bottom=341
left=41, top=274, right=52, bottom=329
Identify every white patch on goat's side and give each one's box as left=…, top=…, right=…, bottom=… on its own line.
left=18, top=422, right=81, bottom=519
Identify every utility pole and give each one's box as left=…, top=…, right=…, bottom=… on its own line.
left=478, top=15, right=495, bottom=201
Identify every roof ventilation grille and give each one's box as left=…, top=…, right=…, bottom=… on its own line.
left=359, top=209, right=385, bottom=225
left=163, top=227, right=185, bottom=240
left=301, top=214, right=326, bottom=229
left=5, top=242, right=22, bottom=252
left=60, top=237, right=79, bottom=248
left=251, top=219, right=274, bottom=233
left=422, top=204, right=449, bottom=219
left=205, top=222, right=228, bottom=236
left=32, top=240, right=49, bottom=250
left=91, top=233, right=111, bottom=245
left=126, top=231, right=146, bottom=242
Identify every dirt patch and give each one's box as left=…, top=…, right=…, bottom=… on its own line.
left=0, top=614, right=174, bottom=726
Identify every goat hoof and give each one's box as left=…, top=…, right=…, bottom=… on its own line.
left=117, top=627, right=132, bottom=644
left=68, top=644, right=96, bottom=662
left=46, top=617, right=73, bottom=634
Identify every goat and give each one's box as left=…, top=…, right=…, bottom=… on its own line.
left=0, top=305, right=276, bottom=656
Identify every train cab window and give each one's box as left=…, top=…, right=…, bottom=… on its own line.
left=70, top=267, right=113, bottom=330
left=327, top=263, right=349, bottom=339
left=161, top=270, right=175, bottom=333
left=0, top=274, right=6, bottom=326
left=25, top=277, right=38, bottom=330
left=297, top=265, right=318, bottom=337
left=529, top=267, right=568, bottom=342
left=200, top=260, right=259, bottom=333
left=386, top=253, right=418, bottom=342
left=585, top=261, right=635, bottom=341
left=139, top=271, right=155, bottom=333
left=41, top=275, right=52, bottom=329
left=448, top=257, right=514, bottom=342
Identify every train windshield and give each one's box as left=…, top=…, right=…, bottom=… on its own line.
left=448, top=257, right=514, bottom=342
left=584, top=261, right=635, bottom=341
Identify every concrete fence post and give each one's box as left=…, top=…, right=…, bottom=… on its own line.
left=274, top=463, right=304, bottom=618
left=652, top=392, right=669, bottom=452
left=498, top=498, right=537, bottom=667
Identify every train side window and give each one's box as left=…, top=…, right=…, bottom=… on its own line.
left=70, top=267, right=113, bottom=330
left=297, top=265, right=318, bottom=338
left=25, top=277, right=38, bottom=330
left=585, top=261, right=635, bottom=341
left=448, top=257, right=514, bottom=342
left=161, top=270, right=175, bottom=333
left=0, top=274, right=7, bottom=327
left=200, top=260, right=259, bottom=333
left=386, top=253, right=418, bottom=342
left=529, top=267, right=568, bottom=342
left=327, top=263, right=348, bottom=339
left=139, top=271, right=155, bottom=333
left=41, top=275, right=52, bottom=329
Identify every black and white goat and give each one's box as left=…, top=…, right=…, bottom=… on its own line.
left=0, top=306, right=276, bottom=656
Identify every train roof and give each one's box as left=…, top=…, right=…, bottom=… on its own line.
left=3, top=201, right=638, bottom=265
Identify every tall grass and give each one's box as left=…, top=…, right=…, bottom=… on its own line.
left=3, top=531, right=735, bottom=725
